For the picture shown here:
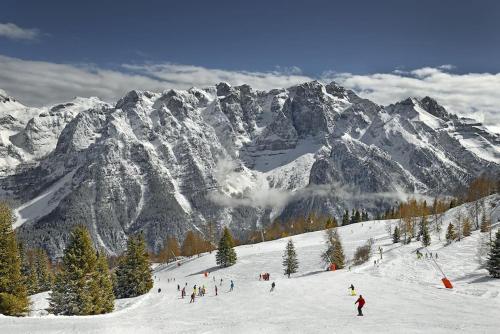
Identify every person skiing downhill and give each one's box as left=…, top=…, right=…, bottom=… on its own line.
left=190, top=292, right=195, bottom=303
left=355, top=295, right=365, bottom=316
left=220, top=278, right=223, bottom=286
left=181, top=287, right=186, bottom=299
left=230, top=280, right=234, bottom=291
left=177, top=284, right=180, bottom=291
left=270, top=282, right=275, bottom=292
left=215, top=285, right=218, bottom=296
left=349, top=284, right=356, bottom=296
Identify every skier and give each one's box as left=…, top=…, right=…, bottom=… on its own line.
left=177, top=284, right=180, bottom=291
left=190, top=292, right=195, bottom=303
left=193, top=285, right=197, bottom=295
left=270, top=282, right=275, bottom=292
left=355, top=295, right=366, bottom=316
left=158, top=288, right=161, bottom=293
left=259, top=273, right=262, bottom=280
left=220, top=278, right=223, bottom=286
left=436, top=253, right=438, bottom=259
left=215, top=285, right=218, bottom=296
left=181, top=287, right=186, bottom=299
left=349, top=284, right=356, bottom=296
left=230, top=280, right=234, bottom=291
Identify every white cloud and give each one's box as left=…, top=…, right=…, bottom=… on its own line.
left=326, top=67, right=500, bottom=133
left=0, top=54, right=498, bottom=133
left=0, top=23, right=40, bottom=40
left=0, top=55, right=312, bottom=106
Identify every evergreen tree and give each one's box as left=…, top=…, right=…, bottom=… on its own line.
left=462, top=218, right=472, bottom=237
left=445, top=223, right=456, bottom=244
left=421, top=222, right=431, bottom=247
left=34, top=249, right=54, bottom=293
left=90, top=251, right=114, bottom=314
left=342, top=210, right=349, bottom=226
left=392, top=226, right=400, bottom=243
left=480, top=214, right=491, bottom=233
left=215, top=227, right=237, bottom=268
left=487, top=229, right=500, bottom=278
left=25, top=255, right=39, bottom=295
left=0, top=202, right=29, bottom=316
left=321, top=228, right=345, bottom=269
left=282, top=239, right=299, bottom=278
left=49, top=226, right=98, bottom=315
left=114, top=234, right=153, bottom=299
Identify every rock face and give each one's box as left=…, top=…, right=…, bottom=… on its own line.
left=0, top=82, right=498, bottom=258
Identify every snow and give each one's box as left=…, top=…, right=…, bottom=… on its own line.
left=453, top=134, right=500, bottom=164
left=2, top=197, right=499, bottom=333
left=13, top=170, right=76, bottom=229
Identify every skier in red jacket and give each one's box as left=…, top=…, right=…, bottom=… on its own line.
left=355, top=295, right=365, bottom=316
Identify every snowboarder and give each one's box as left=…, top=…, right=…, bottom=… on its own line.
left=190, top=292, right=195, bottom=303
left=270, top=282, right=275, bottom=292
left=230, top=280, right=234, bottom=291
left=215, top=285, right=218, bottom=296
left=355, top=295, right=365, bottom=316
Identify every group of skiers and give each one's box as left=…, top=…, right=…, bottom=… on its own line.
left=416, top=250, right=438, bottom=260
left=179, top=276, right=235, bottom=303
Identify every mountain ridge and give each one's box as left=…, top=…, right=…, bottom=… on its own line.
left=0, top=81, right=498, bottom=257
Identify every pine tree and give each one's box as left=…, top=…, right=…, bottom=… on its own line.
left=25, top=255, right=39, bottom=295
left=215, top=227, right=237, bottom=268
left=282, top=239, right=299, bottom=278
left=480, top=214, right=491, bottom=233
left=487, top=229, right=500, bottom=278
left=462, top=218, right=472, bottom=237
left=445, top=223, right=456, bottom=244
left=421, top=222, right=431, bottom=247
left=90, top=251, right=114, bottom=314
left=49, top=226, right=98, bottom=315
left=34, top=249, right=54, bottom=292
left=0, top=202, right=29, bottom=316
left=114, top=234, right=153, bottom=299
left=321, top=228, right=345, bottom=269
left=342, top=210, right=349, bottom=226
left=392, top=226, right=400, bottom=243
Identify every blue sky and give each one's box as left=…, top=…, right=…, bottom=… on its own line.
left=0, top=0, right=499, bottom=131
left=2, top=0, right=500, bottom=74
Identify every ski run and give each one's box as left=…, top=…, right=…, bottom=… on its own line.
left=1, top=195, right=499, bottom=334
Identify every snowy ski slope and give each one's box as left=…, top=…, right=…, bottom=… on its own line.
left=1, top=196, right=499, bottom=333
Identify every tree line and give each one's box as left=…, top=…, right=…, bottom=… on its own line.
left=0, top=202, right=153, bottom=317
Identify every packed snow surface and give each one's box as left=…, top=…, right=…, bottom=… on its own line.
left=1, top=198, right=500, bottom=333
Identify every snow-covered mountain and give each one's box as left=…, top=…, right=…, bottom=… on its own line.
left=0, top=91, right=109, bottom=175
left=0, top=81, right=498, bottom=257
